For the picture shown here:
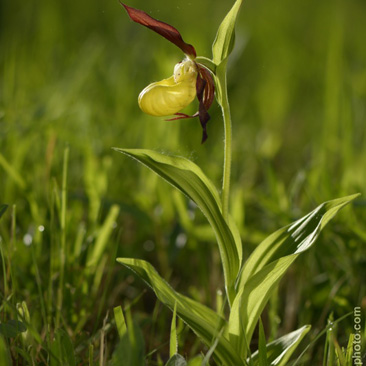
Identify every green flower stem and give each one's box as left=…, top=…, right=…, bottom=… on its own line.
left=196, top=57, right=232, bottom=220
left=216, top=61, right=232, bottom=221
left=221, top=88, right=232, bottom=221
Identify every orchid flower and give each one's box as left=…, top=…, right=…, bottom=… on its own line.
left=121, top=3, right=215, bottom=143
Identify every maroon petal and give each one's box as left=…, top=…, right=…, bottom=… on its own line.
left=196, top=73, right=210, bottom=143
left=166, top=112, right=197, bottom=120
left=197, top=65, right=215, bottom=112
left=121, top=3, right=196, bottom=58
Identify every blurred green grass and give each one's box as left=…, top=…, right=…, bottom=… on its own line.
left=1, top=0, right=365, bottom=363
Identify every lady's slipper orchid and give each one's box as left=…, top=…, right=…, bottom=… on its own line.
left=121, top=3, right=215, bottom=143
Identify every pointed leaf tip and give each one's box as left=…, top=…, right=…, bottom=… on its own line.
left=212, top=0, right=243, bottom=64
left=121, top=2, right=196, bottom=58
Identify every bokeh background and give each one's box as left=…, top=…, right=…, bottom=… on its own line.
left=1, top=0, right=365, bottom=363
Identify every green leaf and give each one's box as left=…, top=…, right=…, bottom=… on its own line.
left=212, top=0, right=243, bottom=65
left=113, top=306, right=127, bottom=339
left=345, top=333, right=355, bottom=365
left=249, top=325, right=311, bottom=365
left=111, top=321, right=145, bottom=366
left=229, top=194, right=358, bottom=358
left=50, top=329, right=76, bottom=366
left=114, top=148, right=242, bottom=304
left=187, top=355, right=204, bottom=366
left=117, top=258, right=244, bottom=366
left=0, top=205, right=8, bottom=220
left=238, top=194, right=359, bottom=286
left=165, top=354, right=187, bottom=366
left=170, top=303, right=178, bottom=358
left=228, top=256, right=298, bottom=356
left=0, top=320, right=27, bottom=338
left=258, top=319, right=269, bottom=366
left=0, top=336, right=11, bottom=366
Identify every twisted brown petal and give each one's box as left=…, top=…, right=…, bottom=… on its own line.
left=121, top=3, right=196, bottom=58
left=196, top=73, right=210, bottom=143
left=197, top=65, right=215, bottom=112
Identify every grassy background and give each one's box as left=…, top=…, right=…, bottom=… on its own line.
left=1, top=0, right=365, bottom=364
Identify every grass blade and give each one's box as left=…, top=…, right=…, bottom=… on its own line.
left=258, top=319, right=269, bottom=366
left=113, top=306, right=127, bottom=339
left=86, top=204, right=120, bottom=269
left=249, top=325, right=310, bottom=365
left=170, top=302, right=178, bottom=358
left=0, top=336, right=11, bottom=366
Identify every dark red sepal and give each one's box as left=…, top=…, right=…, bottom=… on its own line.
left=121, top=3, right=196, bottom=58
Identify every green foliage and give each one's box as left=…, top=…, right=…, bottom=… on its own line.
left=111, top=321, right=145, bottom=366
left=229, top=194, right=359, bottom=357
left=117, top=194, right=356, bottom=364
left=113, top=306, right=127, bottom=339
left=86, top=204, right=120, bottom=269
left=257, top=319, right=269, bottom=366
left=250, top=325, right=310, bottom=365
left=0, top=336, right=11, bottom=366
left=50, top=329, right=76, bottom=366
left=170, top=302, right=178, bottom=358
left=114, top=148, right=242, bottom=303
left=117, top=257, right=241, bottom=365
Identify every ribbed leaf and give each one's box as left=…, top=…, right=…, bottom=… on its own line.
left=114, top=148, right=242, bottom=304
left=238, top=194, right=359, bottom=287
left=117, top=258, right=244, bottom=365
left=229, top=256, right=298, bottom=356
left=212, top=0, right=243, bottom=65
left=249, top=325, right=311, bottom=365
left=229, top=194, right=358, bottom=358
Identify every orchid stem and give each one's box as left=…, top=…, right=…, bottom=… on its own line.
left=217, top=63, right=232, bottom=221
